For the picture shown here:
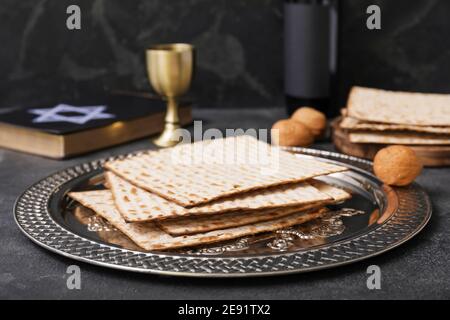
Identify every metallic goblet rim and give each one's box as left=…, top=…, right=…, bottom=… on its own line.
left=147, top=43, right=194, bottom=52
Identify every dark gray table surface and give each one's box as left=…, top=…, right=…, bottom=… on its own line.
left=1, top=108, right=449, bottom=299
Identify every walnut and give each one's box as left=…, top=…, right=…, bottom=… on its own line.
left=373, top=145, right=423, bottom=186
left=271, top=119, right=314, bottom=147
left=291, top=107, right=327, bottom=137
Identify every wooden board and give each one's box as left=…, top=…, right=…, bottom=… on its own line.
left=331, top=117, right=450, bottom=167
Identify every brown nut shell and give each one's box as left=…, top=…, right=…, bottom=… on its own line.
left=291, top=107, right=327, bottom=137
left=373, top=145, right=423, bottom=186
left=271, top=119, right=314, bottom=147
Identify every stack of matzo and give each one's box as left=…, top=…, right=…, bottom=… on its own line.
left=340, top=86, right=450, bottom=145
left=69, top=135, right=351, bottom=251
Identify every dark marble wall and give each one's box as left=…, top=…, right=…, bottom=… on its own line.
left=1, top=0, right=449, bottom=110
left=338, top=0, right=450, bottom=105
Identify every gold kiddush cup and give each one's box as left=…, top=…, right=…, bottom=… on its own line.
left=146, top=43, right=194, bottom=147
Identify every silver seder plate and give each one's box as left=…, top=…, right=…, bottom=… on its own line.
left=14, top=148, right=432, bottom=277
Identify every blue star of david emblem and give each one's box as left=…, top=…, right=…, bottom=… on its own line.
left=29, top=104, right=115, bottom=125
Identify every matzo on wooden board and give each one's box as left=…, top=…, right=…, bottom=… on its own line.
left=68, top=190, right=327, bottom=251
left=340, top=116, right=450, bottom=134
left=349, top=131, right=450, bottom=145
left=158, top=180, right=351, bottom=236
left=105, top=171, right=332, bottom=222
left=347, top=86, right=450, bottom=126
left=104, top=135, right=347, bottom=207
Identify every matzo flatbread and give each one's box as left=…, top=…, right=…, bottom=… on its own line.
left=158, top=181, right=350, bottom=235
left=105, top=135, right=347, bottom=206
left=105, top=171, right=332, bottom=222
left=349, top=131, right=450, bottom=145
left=347, top=86, right=450, bottom=126
left=72, top=206, right=142, bottom=251
left=157, top=206, right=318, bottom=236
left=68, top=190, right=327, bottom=251
left=308, top=180, right=351, bottom=201
left=340, top=116, right=450, bottom=134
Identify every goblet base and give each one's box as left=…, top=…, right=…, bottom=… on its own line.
left=152, top=122, right=182, bottom=148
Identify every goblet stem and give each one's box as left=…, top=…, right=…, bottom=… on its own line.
left=165, top=96, right=180, bottom=125
left=152, top=96, right=182, bottom=148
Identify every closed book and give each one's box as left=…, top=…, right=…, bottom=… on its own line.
left=0, top=93, right=192, bottom=159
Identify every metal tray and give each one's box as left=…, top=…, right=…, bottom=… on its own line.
left=14, top=148, right=432, bottom=277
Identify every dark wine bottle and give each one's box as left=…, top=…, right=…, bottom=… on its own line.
left=284, top=0, right=339, bottom=117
